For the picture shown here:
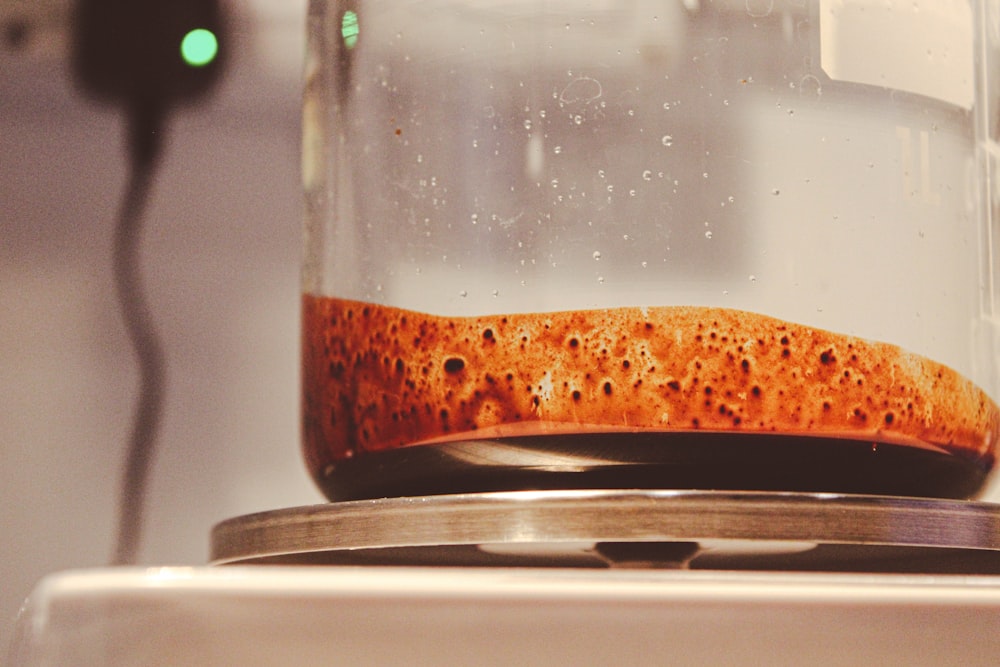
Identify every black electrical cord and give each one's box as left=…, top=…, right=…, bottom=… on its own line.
left=72, top=0, right=226, bottom=565
left=110, top=101, right=166, bottom=566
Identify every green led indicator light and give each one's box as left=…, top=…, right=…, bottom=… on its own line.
left=180, top=28, right=219, bottom=67
left=342, top=10, right=359, bottom=50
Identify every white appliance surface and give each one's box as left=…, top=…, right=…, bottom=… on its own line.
left=11, top=566, right=1000, bottom=666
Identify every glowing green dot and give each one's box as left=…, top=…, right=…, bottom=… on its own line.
left=342, top=10, right=359, bottom=50
left=180, top=28, right=219, bottom=67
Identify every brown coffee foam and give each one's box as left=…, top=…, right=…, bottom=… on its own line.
left=302, top=295, right=999, bottom=473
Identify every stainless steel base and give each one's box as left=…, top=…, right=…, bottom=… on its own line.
left=210, top=490, right=1000, bottom=572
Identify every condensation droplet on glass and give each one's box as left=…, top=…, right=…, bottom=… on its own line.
left=661, top=135, right=673, bottom=147
left=597, top=276, right=605, bottom=284
left=598, top=169, right=606, bottom=179
left=539, top=109, right=547, bottom=119
left=375, top=284, right=383, bottom=292
left=771, top=188, right=780, bottom=196
left=641, top=261, right=648, bottom=268
left=523, top=119, right=532, bottom=130
left=471, top=213, right=479, bottom=224
left=459, top=290, right=468, bottom=297
left=553, top=145, right=562, bottom=154
left=623, top=234, right=631, bottom=241
left=629, top=189, right=636, bottom=197
left=642, top=170, right=653, bottom=181
left=492, top=289, right=500, bottom=297
left=749, top=274, right=757, bottom=283
left=573, top=115, right=583, bottom=125
left=663, top=102, right=671, bottom=110
left=592, top=250, right=602, bottom=260
left=702, top=172, right=709, bottom=179
left=551, top=179, right=559, bottom=188
left=704, top=230, right=713, bottom=239
left=416, top=154, right=424, bottom=163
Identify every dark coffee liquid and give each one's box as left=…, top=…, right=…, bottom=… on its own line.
left=313, top=432, right=993, bottom=502
left=303, top=296, right=999, bottom=500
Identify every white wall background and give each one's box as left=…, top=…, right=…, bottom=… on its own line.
left=1, top=0, right=324, bottom=656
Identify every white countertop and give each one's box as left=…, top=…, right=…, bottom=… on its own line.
left=10, top=566, right=1000, bottom=666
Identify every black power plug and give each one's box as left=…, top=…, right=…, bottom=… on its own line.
left=73, top=0, right=227, bottom=161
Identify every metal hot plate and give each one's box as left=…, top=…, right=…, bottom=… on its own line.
left=210, top=490, right=1000, bottom=573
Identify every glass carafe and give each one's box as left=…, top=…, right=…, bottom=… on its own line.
left=302, top=0, right=1000, bottom=500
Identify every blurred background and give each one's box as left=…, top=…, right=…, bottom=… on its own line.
left=1, top=0, right=322, bottom=654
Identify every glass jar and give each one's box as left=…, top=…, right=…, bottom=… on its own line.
left=302, top=0, right=1000, bottom=501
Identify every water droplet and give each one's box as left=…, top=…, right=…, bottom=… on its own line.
left=641, top=261, right=648, bottom=268
left=705, top=230, right=713, bottom=239
left=597, top=276, right=605, bottom=284
left=491, top=289, right=500, bottom=297
left=593, top=250, right=602, bottom=260
left=662, top=102, right=671, bottom=110
left=551, top=179, right=559, bottom=188
left=623, top=234, right=631, bottom=241
left=553, top=145, right=562, bottom=154
left=771, top=188, right=781, bottom=196
left=573, top=115, right=583, bottom=125
left=629, top=189, right=636, bottom=197
left=661, top=135, right=674, bottom=147
left=459, top=290, right=468, bottom=297
left=642, top=170, right=653, bottom=181
left=597, top=169, right=606, bottom=179
left=749, top=274, right=757, bottom=283
left=416, top=154, right=424, bottom=163
left=523, top=119, right=532, bottom=130
left=471, top=213, right=479, bottom=224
